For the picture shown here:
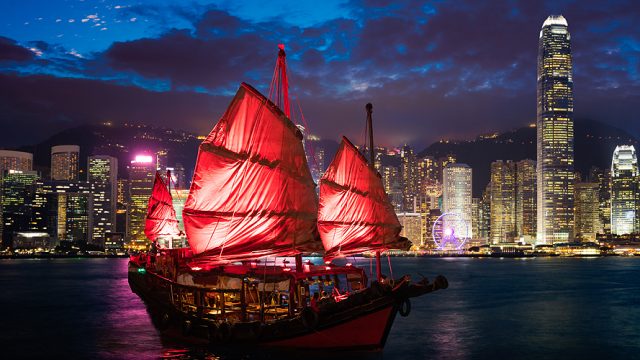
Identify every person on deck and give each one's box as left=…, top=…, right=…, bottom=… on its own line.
left=310, top=292, right=320, bottom=313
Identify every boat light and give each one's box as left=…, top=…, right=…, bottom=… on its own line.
left=191, top=266, right=202, bottom=271
left=345, top=263, right=352, bottom=267
left=325, top=266, right=331, bottom=270
left=137, top=268, right=146, bottom=274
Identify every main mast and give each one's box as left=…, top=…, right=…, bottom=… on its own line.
left=366, top=103, right=383, bottom=282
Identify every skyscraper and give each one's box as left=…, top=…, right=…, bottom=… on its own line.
left=611, top=145, right=639, bottom=235
left=401, top=145, right=418, bottom=211
left=43, top=181, right=92, bottom=243
left=574, top=182, right=600, bottom=241
left=516, top=159, right=537, bottom=240
left=1, top=170, right=40, bottom=247
left=51, top=145, right=80, bottom=181
left=0, top=150, right=33, bottom=176
left=490, top=161, right=516, bottom=244
left=589, top=167, right=611, bottom=235
left=536, top=15, right=575, bottom=244
left=442, top=163, right=472, bottom=239
left=88, top=155, right=118, bottom=247
left=128, top=154, right=156, bottom=249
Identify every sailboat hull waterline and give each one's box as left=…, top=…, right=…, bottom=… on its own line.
left=128, top=256, right=447, bottom=350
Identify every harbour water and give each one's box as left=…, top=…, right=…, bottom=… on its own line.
left=1, top=257, right=639, bottom=359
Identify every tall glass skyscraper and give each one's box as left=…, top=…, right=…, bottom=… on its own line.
left=536, top=15, right=574, bottom=244
left=51, top=145, right=80, bottom=181
left=442, top=163, right=472, bottom=239
left=611, top=145, right=639, bottom=235
left=88, top=155, right=118, bottom=247
left=128, top=155, right=156, bottom=250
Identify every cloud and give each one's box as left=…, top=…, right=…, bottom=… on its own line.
left=0, top=36, right=35, bottom=62
left=1, top=0, right=640, bottom=148
left=0, top=72, right=223, bottom=146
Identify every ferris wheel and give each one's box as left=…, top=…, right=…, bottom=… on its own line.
left=432, top=212, right=469, bottom=250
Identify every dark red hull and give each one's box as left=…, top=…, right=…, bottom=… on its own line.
left=129, top=263, right=401, bottom=350
left=263, top=303, right=396, bottom=350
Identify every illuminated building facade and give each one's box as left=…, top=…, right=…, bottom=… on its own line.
left=43, top=181, right=92, bottom=242
left=442, top=163, right=472, bottom=239
left=0, top=150, right=34, bottom=237
left=574, top=182, right=600, bottom=241
left=401, top=145, right=418, bottom=211
left=116, top=179, right=130, bottom=236
left=397, top=212, right=423, bottom=248
left=0, top=150, right=33, bottom=176
left=128, top=155, right=156, bottom=249
left=516, top=159, right=537, bottom=240
left=88, top=155, right=118, bottom=247
left=611, top=145, right=639, bottom=235
left=536, top=15, right=575, bottom=244
left=590, top=167, right=611, bottom=235
left=51, top=145, right=80, bottom=181
left=478, top=183, right=491, bottom=240
left=1, top=170, right=40, bottom=247
left=490, top=161, right=516, bottom=244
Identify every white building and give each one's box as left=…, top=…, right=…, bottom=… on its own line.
left=442, top=163, right=473, bottom=239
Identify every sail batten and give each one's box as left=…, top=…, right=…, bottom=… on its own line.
left=145, top=172, right=181, bottom=242
left=183, top=82, right=319, bottom=260
left=318, top=137, right=406, bottom=259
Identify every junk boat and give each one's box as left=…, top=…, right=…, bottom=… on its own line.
left=128, top=45, right=448, bottom=350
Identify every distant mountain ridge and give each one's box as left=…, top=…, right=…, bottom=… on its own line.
left=419, top=118, right=638, bottom=196
left=14, top=123, right=201, bottom=180
left=3, top=119, right=634, bottom=197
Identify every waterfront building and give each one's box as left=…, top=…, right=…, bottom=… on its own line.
left=88, top=155, right=118, bottom=247
left=43, top=181, right=92, bottom=243
left=381, top=165, right=399, bottom=195
left=442, top=163, right=472, bottom=239
left=0, top=150, right=33, bottom=176
left=0, top=150, right=34, bottom=238
left=116, top=179, right=129, bottom=237
left=397, top=212, right=423, bottom=248
left=490, top=160, right=516, bottom=244
left=536, top=15, right=575, bottom=244
left=303, top=133, right=326, bottom=184
left=1, top=170, right=40, bottom=247
left=516, top=159, right=537, bottom=240
left=128, top=155, right=156, bottom=249
left=574, top=182, right=600, bottom=241
left=51, top=145, right=80, bottom=181
left=172, top=163, right=187, bottom=190
left=589, top=167, right=611, bottom=235
left=401, top=145, right=418, bottom=211
left=172, top=188, right=189, bottom=232
left=156, top=149, right=169, bottom=172
left=12, top=232, right=52, bottom=250
left=425, top=208, right=442, bottom=248
left=478, top=183, right=491, bottom=240
left=472, top=197, right=481, bottom=243
left=611, top=145, right=639, bottom=235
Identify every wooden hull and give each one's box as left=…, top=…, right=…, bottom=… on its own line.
left=128, top=262, right=402, bottom=350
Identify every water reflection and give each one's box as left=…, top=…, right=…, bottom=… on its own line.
left=1, top=257, right=640, bottom=359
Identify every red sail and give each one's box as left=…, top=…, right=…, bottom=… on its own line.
left=145, top=172, right=181, bottom=241
left=182, top=83, right=319, bottom=261
left=318, top=137, right=404, bottom=260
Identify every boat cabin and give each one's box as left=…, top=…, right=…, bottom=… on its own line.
left=137, top=251, right=367, bottom=324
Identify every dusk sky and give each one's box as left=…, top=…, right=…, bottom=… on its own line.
left=1, top=0, right=639, bottom=148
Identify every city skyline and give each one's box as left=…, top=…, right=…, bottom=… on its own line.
left=1, top=1, right=640, bottom=149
